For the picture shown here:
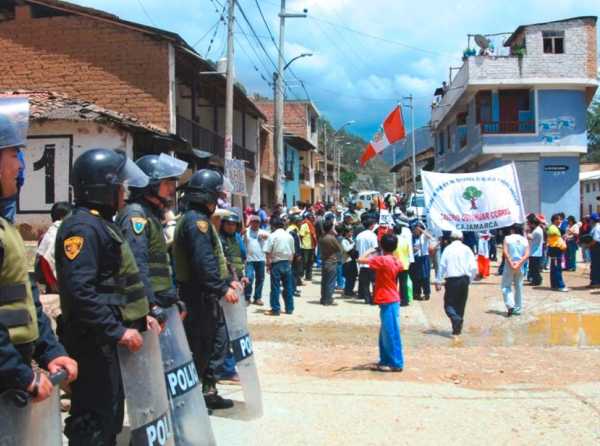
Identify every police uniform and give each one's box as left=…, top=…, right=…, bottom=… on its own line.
left=56, top=207, right=150, bottom=444
left=0, top=216, right=66, bottom=393
left=173, top=208, right=232, bottom=394
left=116, top=201, right=177, bottom=309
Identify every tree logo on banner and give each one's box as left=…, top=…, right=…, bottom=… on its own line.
left=462, top=186, right=483, bottom=210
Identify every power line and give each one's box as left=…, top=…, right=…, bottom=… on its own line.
left=205, top=2, right=227, bottom=58
left=191, top=19, right=221, bottom=49
left=309, top=16, right=448, bottom=56
left=135, top=0, right=157, bottom=27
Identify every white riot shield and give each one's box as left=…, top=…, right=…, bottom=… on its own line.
left=118, top=330, right=175, bottom=446
left=0, top=373, right=64, bottom=446
left=220, top=291, right=263, bottom=419
left=160, top=305, right=216, bottom=446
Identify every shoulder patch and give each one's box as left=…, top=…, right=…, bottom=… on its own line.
left=131, top=217, right=148, bottom=235
left=64, top=236, right=84, bottom=260
left=196, top=220, right=209, bottom=233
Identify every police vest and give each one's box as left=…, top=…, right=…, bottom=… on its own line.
left=0, top=217, right=39, bottom=345
left=101, top=223, right=150, bottom=322
left=120, top=204, right=173, bottom=295
left=173, top=213, right=229, bottom=284
left=222, top=235, right=244, bottom=279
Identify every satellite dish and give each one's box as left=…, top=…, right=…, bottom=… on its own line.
left=474, top=34, right=491, bottom=50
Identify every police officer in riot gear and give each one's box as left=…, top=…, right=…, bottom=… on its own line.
left=173, top=169, right=241, bottom=410
left=0, top=98, right=78, bottom=404
left=116, top=154, right=188, bottom=322
left=55, top=148, right=160, bottom=445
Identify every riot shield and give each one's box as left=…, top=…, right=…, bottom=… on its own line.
left=118, top=330, right=175, bottom=446
left=0, top=370, right=65, bottom=446
left=220, top=290, right=263, bottom=419
left=160, top=305, right=216, bottom=446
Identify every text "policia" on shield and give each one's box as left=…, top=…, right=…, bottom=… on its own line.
left=231, top=333, right=254, bottom=361
left=165, top=360, right=200, bottom=399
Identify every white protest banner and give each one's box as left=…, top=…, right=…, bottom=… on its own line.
left=225, top=158, right=247, bottom=196
left=379, top=209, right=395, bottom=226
left=422, top=163, right=525, bottom=232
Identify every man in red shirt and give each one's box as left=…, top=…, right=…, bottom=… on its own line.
left=358, top=234, right=405, bottom=372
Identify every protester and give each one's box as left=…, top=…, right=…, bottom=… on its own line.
left=264, top=216, right=295, bottom=315
left=565, top=215, right=579, bottom=271
left=318, top=220, right=343, bottom=305
left=356, top=218, right=378, bottom=304
left=358, top=234, right=404, bottom=372
left=258, top=203, right=269, bottom=229
left=299, top=212, right=317, bottom=281
left=341, top=225, right=358, bottom=297
left=409, top=221, right=432, bottom=301
left=588, top=213, right=600, bottom=287
left=287, top=214, right=303, bottom=296
left=526, top=213, right=544, bottom=286
left=436, top=230, right=478, bottom=337
left=393, top=223, right=413, bottom=307
left=580, top=215, right=592, bottom=263
left=35, top=201, right=72, bottom=293
left=501, top=224, right=529, bottom=316
left=477, top=231, right=491, bottom=279
left=244, top=215, right=269, bottom=306
left=547, top=213, right=568, bottom=292
left=335, top=223, right=346, bottom=291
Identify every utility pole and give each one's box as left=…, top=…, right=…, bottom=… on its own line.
left=274, top=1, right=307, bottom=205
left=224, top=0, right=235, bottom=165
left=403, top=95, right=417, bottom=192
left=323, top=125, right=328, bottom=202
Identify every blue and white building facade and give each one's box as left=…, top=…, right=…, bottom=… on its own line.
left=432, top=16, right=598, bottom=219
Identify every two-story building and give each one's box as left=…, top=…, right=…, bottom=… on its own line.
left=0, top=0, right=265, bottom=209
left=432, top=16, right=597, bottom=218
left=255, top=99, right=321, bottom=207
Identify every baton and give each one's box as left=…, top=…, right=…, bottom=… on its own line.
left=2, top=368, right=68, bottom=408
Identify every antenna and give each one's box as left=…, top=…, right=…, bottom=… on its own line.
left=474, top=34, right=491, bottom=50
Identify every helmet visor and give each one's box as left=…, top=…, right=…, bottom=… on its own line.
left=155, top=153, right=188, bottom=180
left=220, top=176, right=234, bottom=195
left=0, top=96, right=29, bottom=150
left=118, top=157, right=149, bottom=188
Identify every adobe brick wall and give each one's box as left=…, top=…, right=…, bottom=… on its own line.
left=0, top=12, right=171, bottom=130
left=255, top=101, right=309, bottom=140
left=584, top=19, right=598, bottom=80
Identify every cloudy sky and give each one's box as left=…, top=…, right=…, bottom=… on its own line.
left=72, top=0, right=599, bottom=140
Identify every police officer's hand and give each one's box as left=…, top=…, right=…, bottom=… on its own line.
left=230, top=281, right=243, bottom=292
left=224, top=287, right=239, bottom=304
left=27, top=371, right=54, bottom=403
left=146, top=316, right=162, bottom=335
left=241, top=277, right=250, bottom=287
left=48, top=356, right=78, bottom=383
left=118, top=329, right=144, bottom=352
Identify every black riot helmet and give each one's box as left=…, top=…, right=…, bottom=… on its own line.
left=133, top=153, right=187, bottom=205
left=183, top=169, right=231, bottom=212
left=72, top=148, right=149, bottom=214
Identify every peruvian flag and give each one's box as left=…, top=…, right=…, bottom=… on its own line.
left=359, top=106, right=406, bottom=166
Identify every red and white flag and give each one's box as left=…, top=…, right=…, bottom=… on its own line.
left=359, top=106, right=406, bottom=166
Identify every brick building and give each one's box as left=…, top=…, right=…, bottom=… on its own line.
left=255, top=99, right=322, bottom=205
left=0, top=0, right=265, bottom=207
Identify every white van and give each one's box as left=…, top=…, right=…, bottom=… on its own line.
left=355, top=190, right=380, bottom=209
left=406, top=191, right=426, bottom=220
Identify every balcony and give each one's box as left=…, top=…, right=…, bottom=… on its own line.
left=176, top=115, right=255, bottom=170
left=480, top=120, right=535, bottom=134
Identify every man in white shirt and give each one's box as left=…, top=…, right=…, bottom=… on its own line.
left=244, top=215, right=270, bottom=306
left=263, top=216, right=295, bottom=315
left=355, top=218, right=378, bottom=304
left=435, top=230, right=477, bottom=336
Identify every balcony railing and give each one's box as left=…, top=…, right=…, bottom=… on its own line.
left=176, top=115, right=255, bottom=170
left=300, top=166, right=309, bottom=181
left=480, top=120, right=535, bottom=134
left=285, top=167, right=294, bottom=180
left=314, top=171, right=325, bottom=184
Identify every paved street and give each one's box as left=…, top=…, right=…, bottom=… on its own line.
left=209, top=262, right=600, bottom=445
